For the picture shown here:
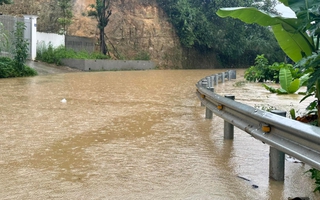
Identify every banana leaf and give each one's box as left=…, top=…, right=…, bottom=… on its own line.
left=279, top=67, right=292, bottom=91
left=299, top=73, right=310, bottom=87
left=263, top=84, right=277, bottom=93
left=316, top=78, right=320, bottom=99
left=287, top=78, right=300, bottom=93
left=216, top=7, right=314, bottom=62
left=277, top=88, right=289, bottom=94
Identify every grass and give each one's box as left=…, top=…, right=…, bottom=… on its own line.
left=36, top=43, right=110, bottom=65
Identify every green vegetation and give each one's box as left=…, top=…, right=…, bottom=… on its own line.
left=0, top=57, right=37, bottom=78
left=0, top=22, right=37, bottom=78
left=156, top=0, right=285, bottom=66
left=244, top=54, right=279, bottom=83
left=244, top=54, right=308, bottom=94
left=0, top=0, right=12, bottom=5
left=263, top=67, right=309, bottom=94
left=85, top=0, right=112, bottom=55
left=244, top=54, right=302, bottom=83
left=13, top=22, right=29, bottom=71
left=57, top=0, right=73, bottom=35
left=307, top=168, right=320, bottom=193
left=217, top=0, right=320, bottom=192
left=217, top=0, right=320, bottom=124
left=134, top=51, right=150, bottom=60
left=36, top=43, right=110, bottom=65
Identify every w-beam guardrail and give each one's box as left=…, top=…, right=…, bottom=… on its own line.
left=196, top=70, right=320, bottom=181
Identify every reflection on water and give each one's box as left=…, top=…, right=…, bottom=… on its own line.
left=0, top=70, right=318, bottom=199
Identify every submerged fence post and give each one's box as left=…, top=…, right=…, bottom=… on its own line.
left=224, top=95, right=235, bottom=139
left=269, top=110, right=286, bottom=181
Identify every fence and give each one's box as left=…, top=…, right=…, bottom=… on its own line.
left=0, top=15, right=37, bottom=60
left=65, top=35, right=95, bottom=53
left=196, top=71, right=320, bottom=181
left=0, top=15, right=23, bottom=57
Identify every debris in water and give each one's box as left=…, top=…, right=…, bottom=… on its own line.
left=61, top=98, right=67, bottom=103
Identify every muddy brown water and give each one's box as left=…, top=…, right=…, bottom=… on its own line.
left=0, top=69, right=319, bottom=200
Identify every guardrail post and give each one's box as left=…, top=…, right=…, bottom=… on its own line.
left=221, top=72, right=225, bottom=83
left=224, top=95, right=235, bottom=139
left=200, top=80, right=207, bottom=107
left=229, top=70, right=236, bottom=79
left=205, top=107, right=213, bottom=119
left=214, top=75, right=219, bottom=86
left=205, top=78, right=214, bottom=118
left=207, top=76, right=214, bottom=92
left=201, top=79, right=207, bottom=88
left=211, top=75, right=215, bottom=86
left=227, top=71, right=231, bottom=81
left=269, top=110, right=286, bottom=181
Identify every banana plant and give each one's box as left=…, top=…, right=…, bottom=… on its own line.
left=217, top=0, right=320, bottom=126
left=263, top=67, right=309, bottom=94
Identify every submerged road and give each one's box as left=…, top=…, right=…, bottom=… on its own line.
left=26, top=60, right=81, bottom=75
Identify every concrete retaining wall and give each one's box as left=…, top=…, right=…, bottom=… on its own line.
left=61, top=59, right=156, bottom=71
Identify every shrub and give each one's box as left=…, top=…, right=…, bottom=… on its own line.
left=0, top=57, right=37, bottom=78
left=0, top=22, right=37, bottom=79
left=244, top=54, right=278, bottom=82
left=245, top=54, right=302, bottom=83
left=134, top=51, right=150, bottom=60
left=307, top=168, right=320, bottom=193
left=13, top=22, right=29, bottom=71
left=36, top=43, right=110, bottom=65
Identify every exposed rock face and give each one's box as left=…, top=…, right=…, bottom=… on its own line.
left=0, top=0, right=183, bottom=68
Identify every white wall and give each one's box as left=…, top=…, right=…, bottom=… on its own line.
left=36, top=32, right=65, bottom=48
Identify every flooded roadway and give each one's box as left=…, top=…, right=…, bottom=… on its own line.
left=0, top=67, right=319, bottom=199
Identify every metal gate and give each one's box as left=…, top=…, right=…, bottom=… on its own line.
left=0, top=15, right=32, bottom=59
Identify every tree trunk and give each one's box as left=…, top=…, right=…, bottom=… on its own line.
left=100, top=28, right=107, bottom=55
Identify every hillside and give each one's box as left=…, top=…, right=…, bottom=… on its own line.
left=0, top=0, right=220, bottom=68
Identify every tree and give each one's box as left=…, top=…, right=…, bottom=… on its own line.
left=57, top=0, right=73, bottom=35
left=156, top=0, right=284, bottom=66
left=0, top=0, right=12, bottom=5
left=87, top=0, right=112, bottom=55
left=13, top=22, right=28, bottom=71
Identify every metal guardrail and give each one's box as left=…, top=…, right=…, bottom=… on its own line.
left=196, top=70, right=320, bottom=178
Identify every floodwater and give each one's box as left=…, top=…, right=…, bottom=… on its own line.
left=0, top=69, right=319, bottom=200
